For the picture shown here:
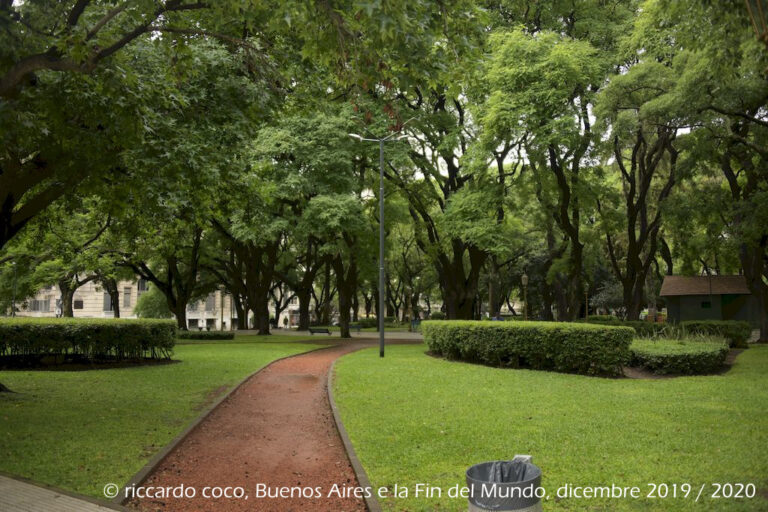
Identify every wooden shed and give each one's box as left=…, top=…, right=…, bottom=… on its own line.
left=660, top=275, right=760, bottom=327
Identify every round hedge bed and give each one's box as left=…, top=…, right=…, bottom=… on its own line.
left=629, top=338, right=729, bottom=375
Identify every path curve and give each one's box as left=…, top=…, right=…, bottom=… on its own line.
left=134, top=343, right=369, bottom=512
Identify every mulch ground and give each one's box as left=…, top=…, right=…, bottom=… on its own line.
left=131, top=343, right=370, bottom=512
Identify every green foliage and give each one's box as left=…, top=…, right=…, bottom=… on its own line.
left=0, top=318, right=176, bottom=362
left=630, top=338, right=730, bottom=375
left=586, top=314, right=620, bottom=323
left=177, top=330, right=235, bottom=341
left=584, top=318, right=679, bottom=337
left=423, top=320, right=633, bottom=376
left=132, top=285, right=173, bottom=319
left=429, top=311, right=446, bottom=320
left=681, top=320, right=753, bottom=348
left=357, top=318, right=378, bottom=329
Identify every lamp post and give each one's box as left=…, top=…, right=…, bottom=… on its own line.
left=521, top=273, right=529, bottom=321
left=349, top=131, right=408, bottom=357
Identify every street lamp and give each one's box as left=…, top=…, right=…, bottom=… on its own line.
left=521, top=273, right=529, bottom=321
left=349, top=131, right=408, bottom=357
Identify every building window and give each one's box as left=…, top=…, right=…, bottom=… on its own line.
left=29, top=299, right=50, bottom=312
left=701, top=301, right=712, bottom=309
left=290, top=296, right=299, bottom=305
left=123, top=287, right=132, bottom=308
left=103, top=292, right=113, bottom=312
left=187, top=319, right=199, bottom=329
left=205, top=294, right=216, bottom=312
left=137, top=278, right=148, bottom=296
left=187, top=301, right=199, bottom=313
left=74, top=299, right=84, bottom=310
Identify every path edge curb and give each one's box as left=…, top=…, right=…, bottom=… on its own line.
left=327, top=357, right=383, bottom=512
left=0, top=470, right=128, bottom=511
left=113, top=343, right=338, bottom=505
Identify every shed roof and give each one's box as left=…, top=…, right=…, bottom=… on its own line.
left=659, top=275, right=751, bottom=296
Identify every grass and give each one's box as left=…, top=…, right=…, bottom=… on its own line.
left=333, top=344, right=768, bottom=511
left=0, top=337, right=321, bottom=497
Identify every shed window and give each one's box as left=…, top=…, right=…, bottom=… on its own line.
left=74, top=300, right=84, bottom=310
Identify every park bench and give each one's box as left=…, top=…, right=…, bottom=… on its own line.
left=349, top=323, right=361, bottom=332
left=309, top=327, right=332, bottom=335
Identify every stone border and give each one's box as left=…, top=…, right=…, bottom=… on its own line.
left=113, top=344, right=338, bottom=505
left=327, top=358, right=383, bottom=512
left=0, top=470, right=127, bottom=511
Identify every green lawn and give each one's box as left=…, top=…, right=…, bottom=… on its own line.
left=333, top=344, right=768, bottom=511
left=0, top=338, right=320, bottom=497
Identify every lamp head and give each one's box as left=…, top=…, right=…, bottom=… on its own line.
left=348, top=133, right=364, bottom=141
left=521, top=274, right=529, bottom=286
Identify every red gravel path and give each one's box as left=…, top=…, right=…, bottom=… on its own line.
left=132, top=343, right=368, bottom=512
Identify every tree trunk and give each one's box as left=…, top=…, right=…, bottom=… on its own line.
left=332, top=255, right=357, bottom=339
left=252, top=296, right=271, bottom=335
left=173, top=303, right=188, bottom=330
left=233, top=295, right=247, bottom=330
left=297, top=288, right=312, bottom=330
left=352, top=292, right=359, bottom=322
left=103, top=278, right=120, bottom=318
left=58, top=278, right=75, bottom=317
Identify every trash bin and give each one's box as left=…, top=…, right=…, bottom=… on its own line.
left=466, top=455, right=542, bottom=511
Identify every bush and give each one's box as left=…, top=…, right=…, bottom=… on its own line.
left=583, top=318, right=679, bottom=337
left=357, top=318, right=378, bottom=328
left=177, top=330, right=235, bottom=340
left=681, top=320, right=752, bottom=348
left=630, top=337, right=729, bottom=375
left=133, top=285, right=173, bottom=319
left=428, top=311, right=446, bottom=320
left=423, top=320, right=634, bottom=376
left=585, top=315, right=620, bottom=323
left=0, top=318, right=176, bottom=361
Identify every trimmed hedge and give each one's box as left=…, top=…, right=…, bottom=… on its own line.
left=630, top=338, right=729, bottom=375
left=177, top=330, right=235, bottom=340
left=586, top=315, right=621, bottom=323
left=583, top=318, right=679, bottom=337
left=428, top=311, right=446, bottom=320
left=681, top=320, right=752, bottom=348
left=357, top=318, right=378, bottom=328
left=423, top=320, right=634, bottom=376
left=0, top=318, right=176, bottom=361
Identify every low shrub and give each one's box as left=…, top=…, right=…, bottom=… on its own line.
left=630, top=337, right=729, bottom=375
left=585, top=315, right=621, bottom=323
left=0, top=318, right=176, bottom=361
left=423, top=320, right=634, bottom=376
left=357, top=318, right=378, bottom=328
left=681, top=320, right=752, bottom=348
left=177, top=330, right=235, bottom=340
left=583, top=318, right=680, bottom=337
left=428, top=311, right=446, bottom=320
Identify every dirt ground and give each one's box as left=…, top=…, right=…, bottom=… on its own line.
left=131, top=343, right=370, bottom=512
